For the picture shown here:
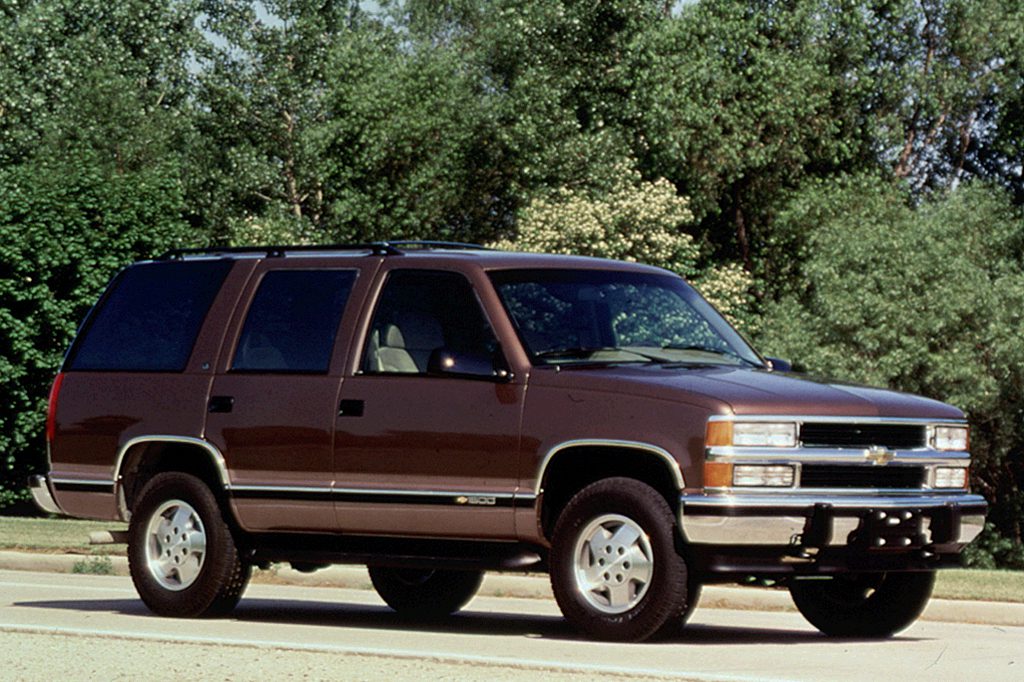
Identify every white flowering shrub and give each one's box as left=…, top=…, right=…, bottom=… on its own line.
left=695, top=261, right=755, bottom=328
left=492, top=165, right=698, bottom=273
left=492, top=165, right=754, bottom=326
left=228, top=213, right=314, bottom=247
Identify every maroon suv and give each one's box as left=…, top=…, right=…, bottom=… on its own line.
left=31, top=242, right=986, bottom=641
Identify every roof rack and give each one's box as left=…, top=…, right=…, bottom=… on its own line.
left=386, top=240, right=493, bottom=251
left=158, top=240, right=491, bottom=261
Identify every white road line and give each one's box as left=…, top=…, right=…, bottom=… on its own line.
left=0, top=623, right=795, bottom=682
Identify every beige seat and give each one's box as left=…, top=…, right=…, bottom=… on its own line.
left=372, top=312, right=444, bottom=373
left=237, top=332, right=288, bottom=370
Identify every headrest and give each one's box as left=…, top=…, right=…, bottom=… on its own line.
left=383, top=323, right=405, bottom=348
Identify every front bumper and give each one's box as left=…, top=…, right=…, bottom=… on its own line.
left=28, top=475, right=65, bottom=516
left=680, top=492, right=986, bottom=547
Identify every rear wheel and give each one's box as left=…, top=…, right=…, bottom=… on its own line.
left=368, top=566, right=483, bottom=618
left=549, top=478, right=691, bottom=642
left=789, top=571, right=935, bottom=637
left=128, top=472, right=250, bottom=617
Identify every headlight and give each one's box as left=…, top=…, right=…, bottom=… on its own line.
left=702, top=462, right=796, bottom=488
left=932, top=426, right=969, bottom=451
left=706, top=421, right=798, bottom=448
left=733, top=423, right=797, bottom=447
left=717, top=422, right=797, bottom=448
left=934, top=466, right=969, bottom=489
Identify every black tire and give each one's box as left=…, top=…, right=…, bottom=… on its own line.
left=128, top=472, right=251, bottom=618
left=679, top=575, right=703, bottom=625
left=679, top=577, right=704, bottom=622
left=368, top=566, right=484, bottom=618
left=651, top=576, right=703, bottom=640
left=789, top=571, right=935, bottom=638
left=549, top=477, right=691, bottom=642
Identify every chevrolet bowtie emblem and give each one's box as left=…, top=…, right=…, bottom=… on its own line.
left=864, top=446, right=895, bottom=466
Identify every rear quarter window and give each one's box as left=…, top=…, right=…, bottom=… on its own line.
left=66, top=260, right=232, bottom=372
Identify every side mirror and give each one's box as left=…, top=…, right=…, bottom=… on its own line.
left=765, top=357, right=793, bottom=373
left=428, top=348, right=513, bottom=382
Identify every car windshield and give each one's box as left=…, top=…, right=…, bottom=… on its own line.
left=488, top=268, right=764, bottom=368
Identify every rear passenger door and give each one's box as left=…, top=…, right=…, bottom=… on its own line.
left=206, top=259, right=373, bottom=532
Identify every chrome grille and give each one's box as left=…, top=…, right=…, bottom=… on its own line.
left=800, top=464, right=926, bottom=489
left=799, top=423, right=926, bottom=449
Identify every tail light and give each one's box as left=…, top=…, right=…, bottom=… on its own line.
left=46, top=372, right=65, bottom=444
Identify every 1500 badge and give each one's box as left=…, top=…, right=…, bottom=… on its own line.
left=455, top=495, right=497, bottom=506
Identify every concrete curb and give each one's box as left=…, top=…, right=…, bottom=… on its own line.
left=1, top=550, right=1021, bottom=627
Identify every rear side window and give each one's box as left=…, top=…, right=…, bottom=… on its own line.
left=231, top=270, right=357, bottom=373
left=68, top=261, right=232, bottom=372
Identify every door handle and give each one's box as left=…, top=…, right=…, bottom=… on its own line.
left=208, top=395, right=234, bottom=413
left=338, top=399, right=364, bottom=417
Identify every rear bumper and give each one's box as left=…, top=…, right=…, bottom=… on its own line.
left=28, top=475, right=65, bottom=516
left=679, top=492, right=986, bottom=547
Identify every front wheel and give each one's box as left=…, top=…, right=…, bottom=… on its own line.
left=368, top=566, right=483, bottom=618
left=549, top=478, right=691, bottom=642
left=789, top=571, right=935, bottom=637
left=128, top=472, right=251, bottom=618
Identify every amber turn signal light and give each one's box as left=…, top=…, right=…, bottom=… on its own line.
left=705, top=421, right=733, bottom=447
left=703, top=461, right=734, bottom=488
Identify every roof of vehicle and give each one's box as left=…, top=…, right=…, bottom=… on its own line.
left=157, top=241, right=673, bottom=274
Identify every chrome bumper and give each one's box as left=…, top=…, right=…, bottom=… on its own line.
left=28, top=475, right=65, bottom=516
left=679, top=492, right=986, bottom=546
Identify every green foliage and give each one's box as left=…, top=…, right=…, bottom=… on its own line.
left=316, top=29, right=504, bottom=241
left=190, top=0, right=359, bottom=241
left=632, top=0, right=1024, bottom=276
left=851, top=0, right=1022, bottom=190
left=963, top=524, right=1024, bottom=571
left=0, top=0, right=201, bottom=165
left=634, top=0, right=859, bottom=268
left=0, top=1, right=199, bottom=509
left=71, top=555, right=115, bottom=575
left=402, top=0, right=666, bottom=211
left=757, top=176, right=1024, bottom=550
left=492, top=163, right=698, bottom=273
left=0, top=153, right=192, bottom=506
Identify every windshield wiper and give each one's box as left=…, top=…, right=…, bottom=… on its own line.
left=534, top=347, right=669, bottom=364
left=660, top=344, right=761, bottom=367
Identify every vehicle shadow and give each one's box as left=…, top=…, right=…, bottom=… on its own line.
left=13, top=596, right=926, bottom=645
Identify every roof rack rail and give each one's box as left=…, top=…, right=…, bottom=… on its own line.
left=384, top=240, right=492, bottom=251
left=158, top=240, right=490, bottom=261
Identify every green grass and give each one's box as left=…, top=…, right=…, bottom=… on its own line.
left=934, top=568, right=1024, bottom=603
left=0, top=516, right=128, bottom=555
left=2, top=516, right=1022, bottom=602
left=71, top=556, right=115, bottom=575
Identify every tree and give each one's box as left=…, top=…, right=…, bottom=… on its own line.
left=632, top=0, right=1024, bottom=283
left=757, top=176, right=1024, bottom=564
left=634, top=1, right=860, bottom=272
left=0, top=0, right=200, bottom=508
left=0, top=152, right=191, bottom=507
left=858, top=0, right=1022, bottom=191
left=314, top=28, right=506, bottom=242
left=190, top=0, right=360, bottom=242
left=399, top=0, right=669, bottom=226
left=0, top=0, right=200, bottom=166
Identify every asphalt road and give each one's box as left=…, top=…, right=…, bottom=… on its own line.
left=1, top=569, right=1021, bottom=681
